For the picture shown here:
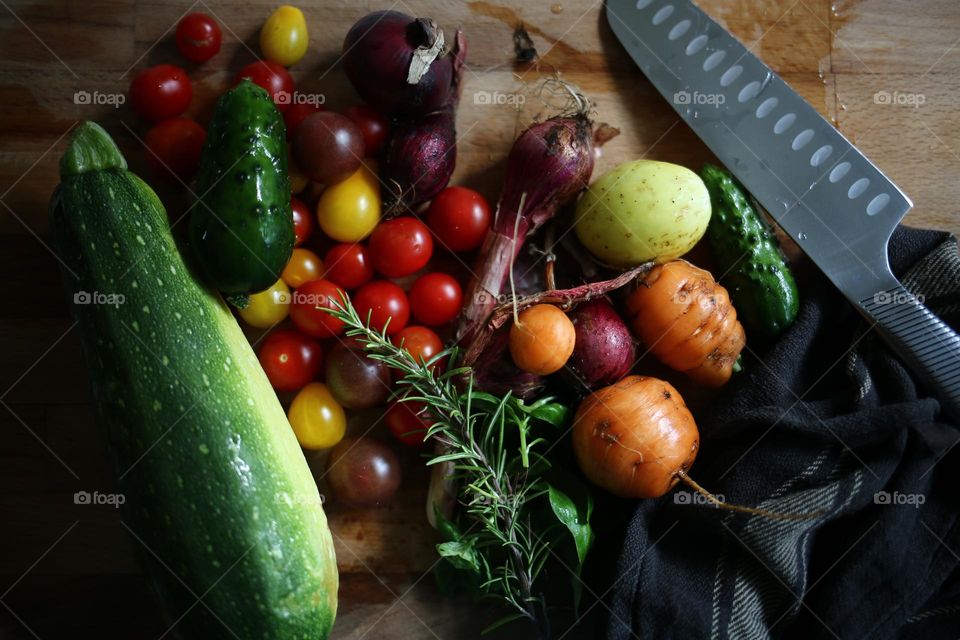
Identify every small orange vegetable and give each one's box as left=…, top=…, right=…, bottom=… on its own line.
left=508, top=304, right=576, bottom=375
left=625, top=260, right=745, bottom=387
left=573, top=375, right=699, bottom=498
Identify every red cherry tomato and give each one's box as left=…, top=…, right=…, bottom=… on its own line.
left=324, top=243, right=374, bottom=290
left=258, top=329, right=323, bottom=392
left=175, top=13, right=221, bottom=63
left=426, top=186, right=492, bottom=252
left=143, top=118, right=206, bottom=180
left=368, top=217, right=433, bottom=278
left=393, top=326, right=443, bottom=365
left=343, top=104, right=389, bottom=156
left=385, top=400, right=431, bottom=446
left=284, top=102, right=322, bottom=138
left=235, top=61, right=295, bottom=111
left=289, top=279, right=347, bottom=338
left=291, top=196, right=312, bottom=246
left=129, top=64, right=192, bottom=122
left=409, top=273, right=463, bottom=327
left=352, top=281, right=409, bottom=335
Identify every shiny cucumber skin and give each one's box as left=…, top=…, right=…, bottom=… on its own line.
left=701, top=163, right=799, bottom=341
left=51, top=122, right=337, bottom=639
left=190, top=79, right=294, bottom=296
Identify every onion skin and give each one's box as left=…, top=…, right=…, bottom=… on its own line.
left=564, top=298, right=635, bottom=390
left=625, top=260, right=745, bottom=387
left=572, top=375, right=699, bottom=498
left=342, top=11, right=465, bottom=116
left=458, top=114, right=595, bottom=347
left=471, top=329, right=545, bottom=400
left=381, top=106, right=456, bottom=215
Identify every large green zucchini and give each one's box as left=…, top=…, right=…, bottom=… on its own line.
left=50, top=122, right=337, bottom=638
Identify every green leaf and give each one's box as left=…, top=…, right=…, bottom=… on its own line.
left=526, top=401, right=570, bottom=427
left=437, top=538, right=481, bottom=573
left=547, top=484, right=595, bottom=567
left=434, top=506, right=461, bottom=543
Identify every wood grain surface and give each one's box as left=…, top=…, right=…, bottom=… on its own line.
left=1, top=1, right=958, bottom=638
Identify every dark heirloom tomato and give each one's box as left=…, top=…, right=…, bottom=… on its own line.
left=325, top=343, right=391, bottom=409
left=292, top=112, right=363, bottom=184
left=326, top=437, right=401, bottom=508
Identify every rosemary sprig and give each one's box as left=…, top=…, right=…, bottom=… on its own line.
left=327, top=297, right=589, bottom=638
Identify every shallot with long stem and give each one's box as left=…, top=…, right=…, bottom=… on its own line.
left=457, top=83, right=598, bottom=351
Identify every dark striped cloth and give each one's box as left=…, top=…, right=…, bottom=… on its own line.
left=607, top=227, right=960, bottom=640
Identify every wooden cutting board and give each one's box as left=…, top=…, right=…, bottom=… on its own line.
left=1, top=1, right=958, bottom=638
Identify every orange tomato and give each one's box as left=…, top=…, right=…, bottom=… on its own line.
left=282, top=248, right=324, bottom=288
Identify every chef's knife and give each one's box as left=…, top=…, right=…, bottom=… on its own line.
left=606, top=0, right=960, bottom=419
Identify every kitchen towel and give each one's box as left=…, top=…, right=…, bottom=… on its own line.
left=606, top=226, right=960, bottom=640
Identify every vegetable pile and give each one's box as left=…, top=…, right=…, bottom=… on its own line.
left=62, top=4, right=804, bottom=638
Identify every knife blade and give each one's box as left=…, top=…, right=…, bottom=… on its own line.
left=606, top=0, right=960, bottom=419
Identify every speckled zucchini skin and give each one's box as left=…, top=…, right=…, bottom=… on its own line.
left=701, top=163, right=799, bottom=341
left=190, top=79, right=294, bottom=296
left=51, top=122, right=337, bottom=639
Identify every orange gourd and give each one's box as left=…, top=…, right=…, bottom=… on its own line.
left=626, top=260, right=745, bottom=387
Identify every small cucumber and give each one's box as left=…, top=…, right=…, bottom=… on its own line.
left=190, top=79, right=294, bottom=296
left=701, top=164, right=799, bottom=341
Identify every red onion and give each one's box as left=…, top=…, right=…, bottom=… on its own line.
left=342, top=11, right=466, bottom=116
left=381, top=106, right=457, bottom=215
left=564, top=298, right=636, bottom=390
left=457, top=105, right=596, bottom=350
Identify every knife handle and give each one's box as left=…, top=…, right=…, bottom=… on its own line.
left=858, top=285, right=960, bottom=421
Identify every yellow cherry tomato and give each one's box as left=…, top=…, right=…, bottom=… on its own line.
left=288, top=382, right=346, bottom=449
left=260, top=5, right=309, bottom=67
left=282, top=248, right=323, bottom=288
left=237, top=279, right=290, bottom=328
left=316, top=163, right=380, bottom=242
left=289, top=153, right=308, bottom=194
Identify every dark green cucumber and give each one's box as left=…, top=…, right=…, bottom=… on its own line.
left=701, top=163, right=799, bottom=341
left=190, top=79, right=294, bottom=296
left=51, top=122, right=336, bottom=638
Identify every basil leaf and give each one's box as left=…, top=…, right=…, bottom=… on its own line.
left=437, top=539, right=481, bottom=573
left=547, top=484, right=595, bottom=567
left=527, top=401, right=570, bottom=427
